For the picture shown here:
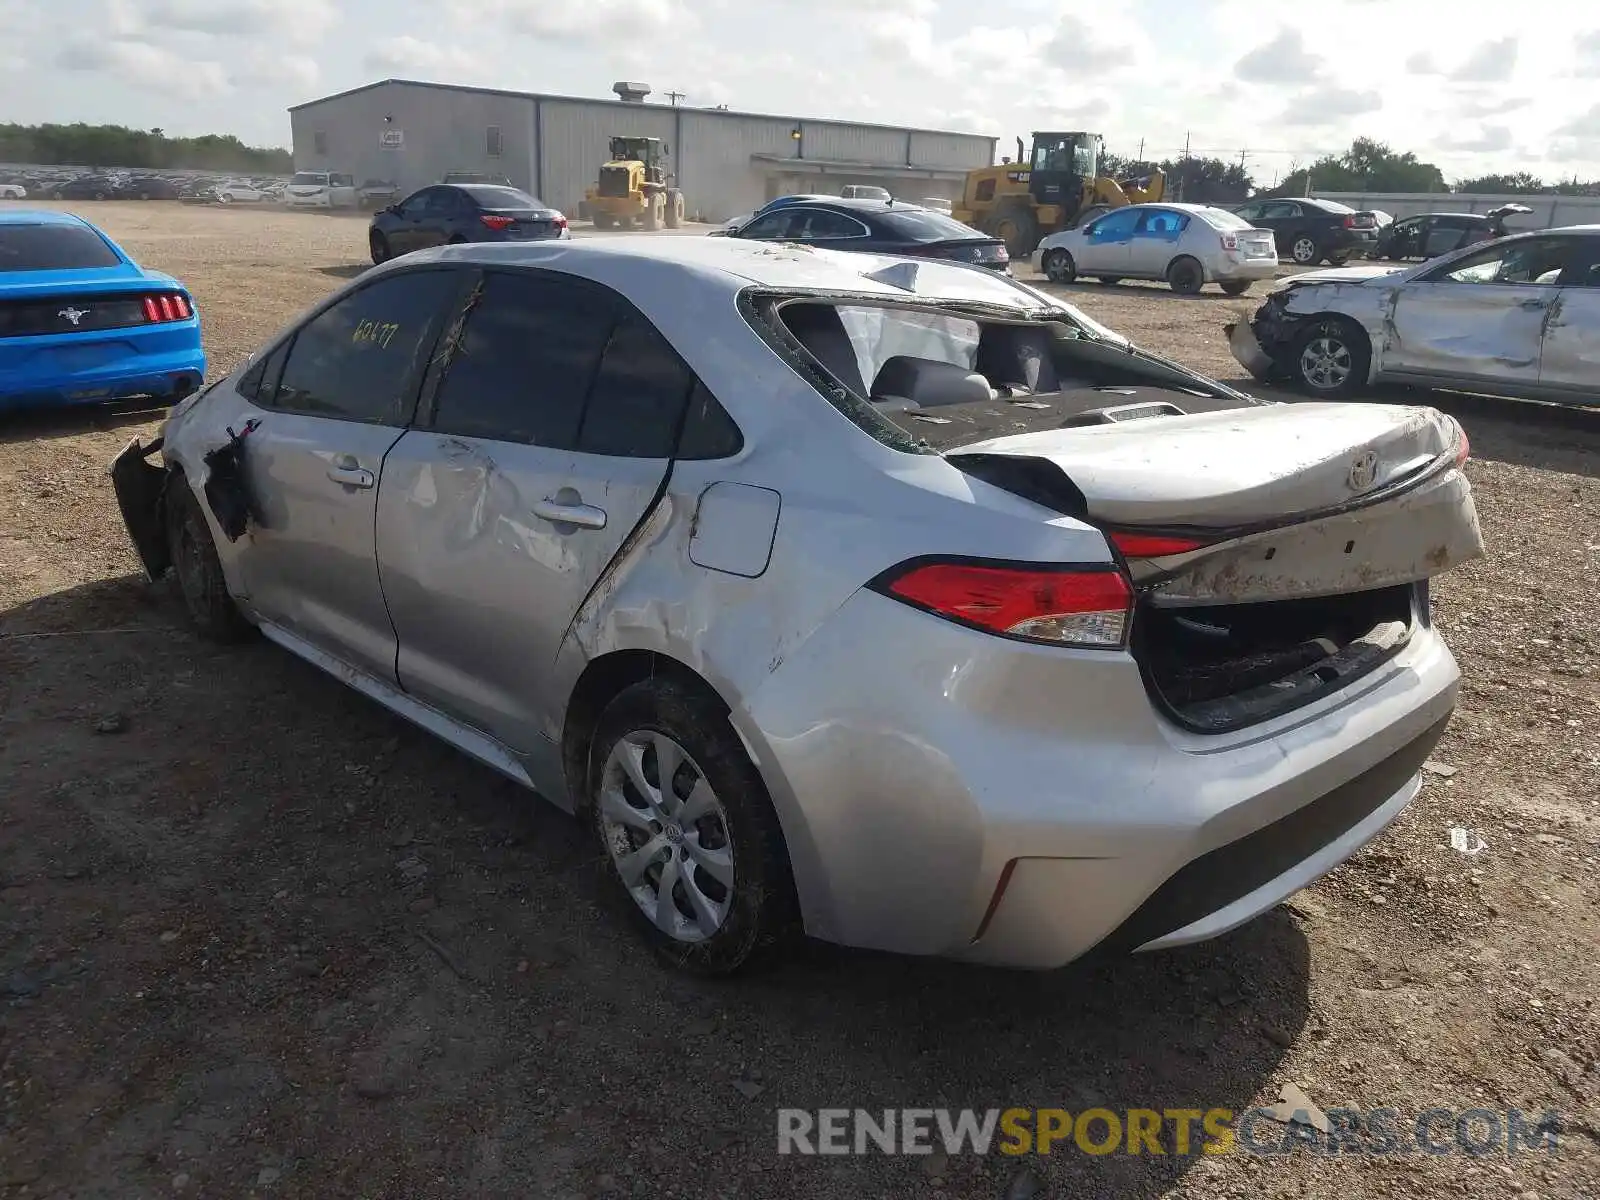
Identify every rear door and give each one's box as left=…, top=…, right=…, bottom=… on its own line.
left=1385, top=235, right=1579, bottom=386
left=783, top=208, right=872, bottom=249
left=1536, top=235, right=1600, bottom=396
left=1127, top=207, right=1189, bottom=276
left=232, top=265, right=467, bottom=681
left=733, top=209, right=802, bottom=242
left=375, top=268, right=698, bottom=751
left=1077, top=207, right=1139, bottom=274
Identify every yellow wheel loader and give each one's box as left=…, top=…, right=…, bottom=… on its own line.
left=581, top=136, right=686, bottom=232
left=953, top=132, right=1165, bottom=259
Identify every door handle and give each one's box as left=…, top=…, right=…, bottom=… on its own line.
left=531, top=498, right=608, bottom=530
left=1517, top=298, right=1548, bottom=310
left=327, top=465, right=375, bottom=489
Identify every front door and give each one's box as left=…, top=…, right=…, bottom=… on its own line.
left=232, top=266, right=466, bottom=681
left=1384, top=235, right=1579, bottom=386
left=1077, top=207, right=1139, bottom=275
left=376, top=268, right=696, bottom=753
left=390, top=188, right=444, bottom=254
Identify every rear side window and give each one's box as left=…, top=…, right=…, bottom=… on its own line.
left=238, top=339, right=292, bottom=404
left=429, top=271, right=614, bottom=448
left=577, top=316, right=694, bottom=457
left=877, top=209, right=984, bottom=243
left=1201, top=209, right=1254, bottom=231
left=269, top=269, right=461, bottom=424
left=0, top=224, right=121, bottom=271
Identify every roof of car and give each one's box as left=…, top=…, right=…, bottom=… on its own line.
left=0, top=209, right=89, bottom=227
left=396, top=234, right=1044, bottom=310
left=771, top=196, right=929, bottom=214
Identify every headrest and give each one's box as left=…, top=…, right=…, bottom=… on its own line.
left=870, top=356, right=994, bottom=409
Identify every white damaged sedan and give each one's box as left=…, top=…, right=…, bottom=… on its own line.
left=112, top=236, right=1482, bottom=975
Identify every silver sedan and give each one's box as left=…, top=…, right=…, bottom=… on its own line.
left=1228, top=225, right=1600, bottom=401
left=113, top=236, right=1481, bottom=975
left=1032, top=203, right=1279, bottom=295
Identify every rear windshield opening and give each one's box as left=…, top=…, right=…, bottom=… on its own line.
left=768, top=298, right=1257, bottom=458
left=877, top=208, right=987, bottom=243
left=460, top=185, right=542, bottom=208
left=0, top=224, right=121, bottom=271
left=1134, top=585, right=1416, bottom=733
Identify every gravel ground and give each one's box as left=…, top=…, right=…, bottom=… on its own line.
left=1, top=202, right=1598, bottom=1200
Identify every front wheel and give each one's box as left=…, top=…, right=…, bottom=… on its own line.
left=593, top=212, right=617, bottom=230
left=1292, top=316, right=1371, bottom=399
left=369, top=230, right=391, bottom=264
left=1098, top=276, right=1122, bottom=286
left=1166, top=256, right=1205, bottom=295
left=588, top=677, right=798, bottom=975
left=1289, top=234, right=1320, bottom=266
left=665, top=189, right=685, bottom=229
left=165, top=482, right=250, bottom=643
left=1042, top=248, right=1076, bottom=284
left=1220, top=280, right=1253, bottom=296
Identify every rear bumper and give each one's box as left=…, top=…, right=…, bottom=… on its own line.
left=735, top=586, right=1461, bottom=969
left=1210, top=256, right=1279, bottom=282
left=0, top=329, right=205, bottom=411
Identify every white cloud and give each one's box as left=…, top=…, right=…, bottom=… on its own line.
left=1438, top=125, right=1514, bottom=154
left=1449, top=37, right=1518, bottom=83
left=363, top=35, right=479, bottom=77
left=56, top=35, right=230, bottom=95
left=468, top=0, right=684, bottom=42
left=1235, top=29, right=1323, bottom=83
left=1576, top=30, right=1600, bottom=76
left=130, top=0, right=338, bottom=45
left=1550, top=102, right=1600, bottom=161
left=1280, top=85, right=1382, bottom=127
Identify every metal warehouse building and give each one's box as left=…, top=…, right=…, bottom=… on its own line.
left=288, top=79, right=997, bottom=223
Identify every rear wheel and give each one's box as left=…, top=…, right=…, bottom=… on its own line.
left=587, top=677, right=798, bottom=975
left=165, top=481, right=250, bottom=643
left=991, top=201, right=1039, bottom=259
left=1042, top=248, right=1076, bottom=284
left=1166, top=256, right=1205, bottom=295
left=369, top=230, right=390, bottom=264
left=1220, top=279, right=1253, bottom=296
left=1289, top=234, right=1320, bottom=265
left=643, top=193, right=664, bottom=232
left=665, top=189, right=685, bottom=229
left=1291, top=316, right=1371, bottom=399
left=1327, top=254, right=1349, bottom=266
left=593, top=212, right=617, bottom=230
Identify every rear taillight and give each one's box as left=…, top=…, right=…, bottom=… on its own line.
left=872, top=559, right=1132, bottom=648
left=1220, top=233, right=1239, bottom=251
left=1452, top=419, right=1471, bottom=467
left=1108, top=532, right=1211, bottom=558
left=553, top=213, right=568, bottom=229
left=142, top=292, right=191, bottom=323
left=481, top=214, right=515, bottom=231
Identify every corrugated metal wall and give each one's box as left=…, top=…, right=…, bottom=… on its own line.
left=292, top=82, right=536, bottom=197
left=678, top=111, right=798, bottom=221
left=538, top=101, right=676, bottom=218
left=292, top=84, right=997, bottom=224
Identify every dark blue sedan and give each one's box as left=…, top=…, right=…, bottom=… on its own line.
left=1, top=210, right=205, bottom=413
left=368, top=184, right=570, bottom=263
left=722, top=197, right=1009, bottom=271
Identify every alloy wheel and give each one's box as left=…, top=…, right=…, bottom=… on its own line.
left=599, top=730, right=736, bottom=943
left=1300, top=334, right=1352, bottom=391
left=1292, top=236, right=1317, bottom=264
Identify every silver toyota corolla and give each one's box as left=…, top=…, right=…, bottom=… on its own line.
left=111, top=236, right=1483, bottom=975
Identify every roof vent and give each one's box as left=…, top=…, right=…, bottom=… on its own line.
left=613, top=82, right=651, bottom=104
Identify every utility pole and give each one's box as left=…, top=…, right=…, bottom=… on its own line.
left=666, top=90, right=686, bottom=107
left=1136, top=137, right=1144, bottom=163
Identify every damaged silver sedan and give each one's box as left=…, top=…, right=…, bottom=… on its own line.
left=1228, top=225, right=1600, bottom=400
left=112, top=236, right=1482, bottom=975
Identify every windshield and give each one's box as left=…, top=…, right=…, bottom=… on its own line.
left=878, top=208, right=987, bottom=243
left=290, top=172, right=327, bottom=186
left=0, top=224, right=121, bottom=271
left=461, top=185, right=542, bottom=208
left=1313, top=199, right=1355, bottom=214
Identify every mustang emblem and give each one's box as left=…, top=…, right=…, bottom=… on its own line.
left=1347, top=449, right=1379, bottom=493
left=58, top=306, right=90, bottom=326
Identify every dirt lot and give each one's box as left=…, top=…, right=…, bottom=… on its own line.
left=2, top=201, right=1598, bottom=1200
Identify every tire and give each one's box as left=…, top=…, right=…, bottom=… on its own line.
left=1042, top=248, right=1076, bottom=284
left=587, top=677, right=798, bottom=975
left=1166, top=256, right=1205, bottom=295
left=1289, top=234, right=1320, bottom=266
left=665, top=189, right=685, bottom=229
left=643, top=194, right=664, bottom=232
left=92, top=190, right=107, bottom=201
left=1220, top=280, right=1253, bottom=297
left=1291, top=316, right=1371, bottom=399
left=216, top=193, right=232, bottom=204
left=369, top=230, right=390, bottom=264
left=1327, top=254, right=1349, bottom=267
left=593, top=212, right=617, bottom=230
left=165, top=480, right=250, bottom=643
left=991, top=202, right=1039, bottom=259
left=1098, top=276, right=1122, bottom=285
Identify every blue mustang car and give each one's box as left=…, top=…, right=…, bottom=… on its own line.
left=1, top=210, right=205, bottom=412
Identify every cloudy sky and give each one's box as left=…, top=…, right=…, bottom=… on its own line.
left=3, top=0, right=1597, bottom=183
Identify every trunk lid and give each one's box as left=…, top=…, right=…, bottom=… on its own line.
left=946, top=401, right=1483, bottom=606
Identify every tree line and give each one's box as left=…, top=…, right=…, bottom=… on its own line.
left=0, top=123, right=291, bottom=174
left=1101, top=137, right=1599, bottom=201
